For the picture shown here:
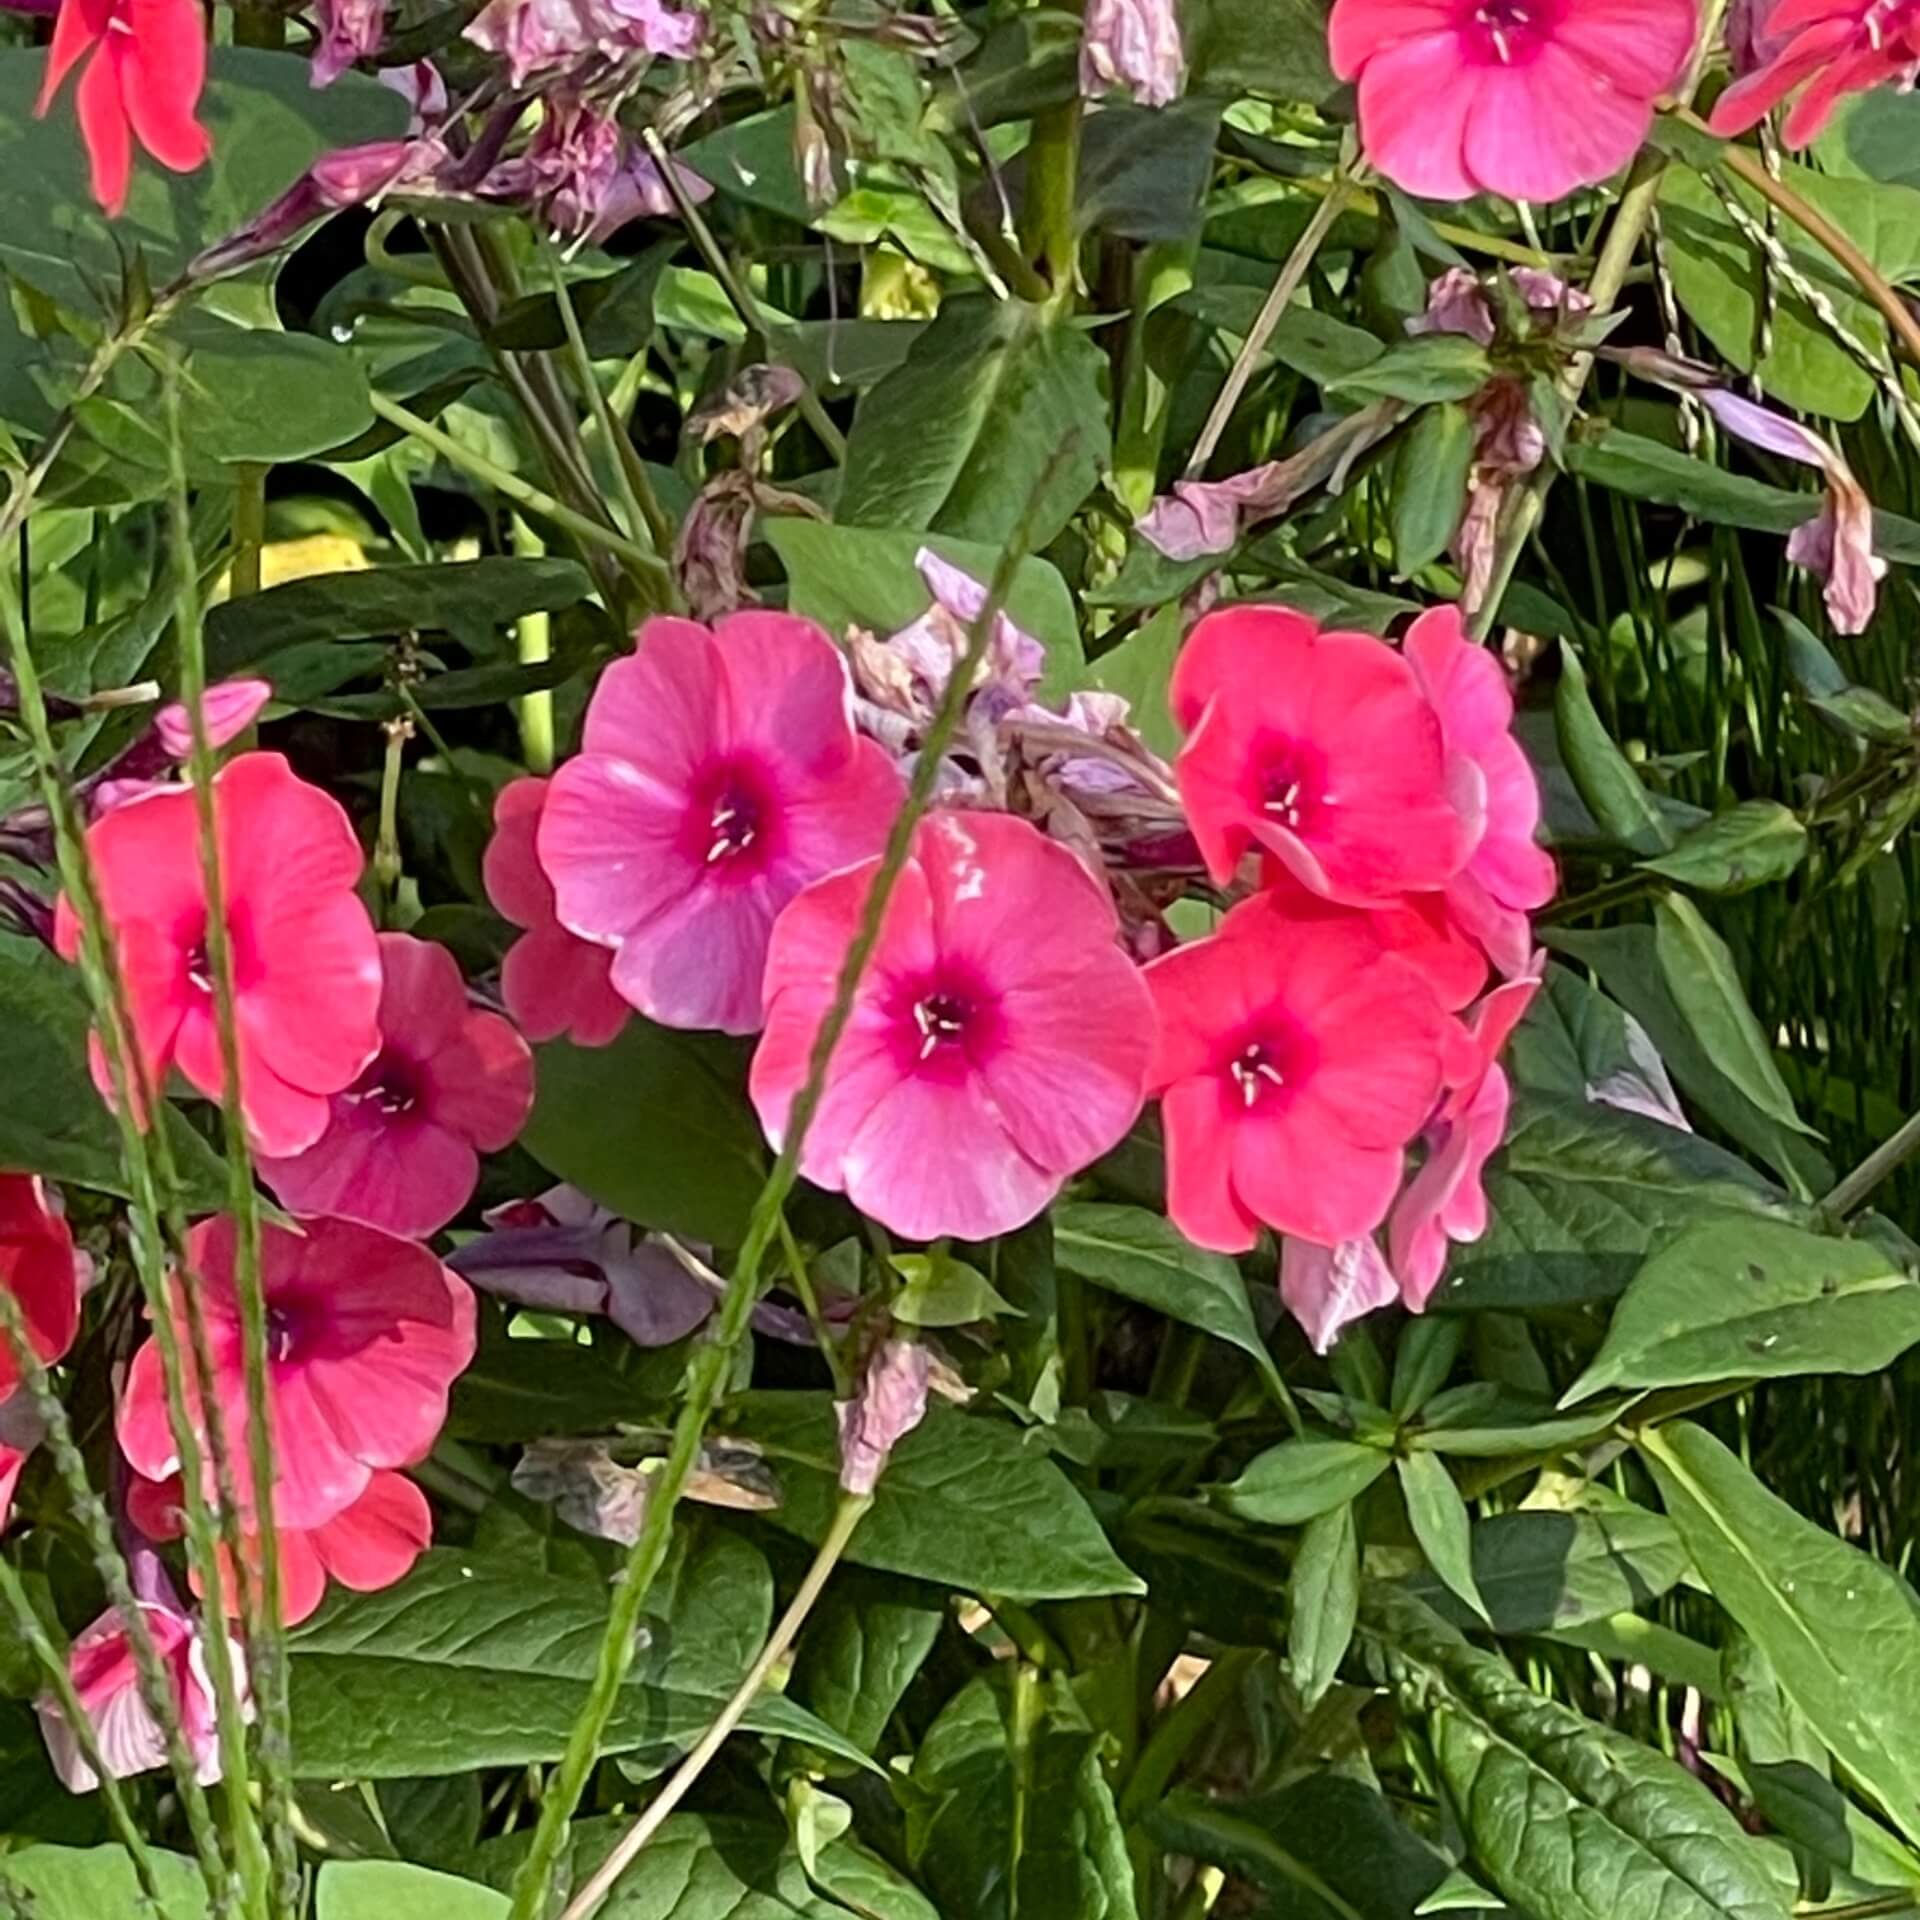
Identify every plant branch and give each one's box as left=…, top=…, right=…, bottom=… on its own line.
left=554, top=1493, right=873, bottom=1920
left=1823, top=1107, right=1920, bottom=1219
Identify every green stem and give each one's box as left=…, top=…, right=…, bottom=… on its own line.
left=1823, top=1107, right=1920, bottom=1219
left=504, top=456, right=1064, bottom=1920
left=510, top=517, right=555, bottom=775
left=552, top=1494, right=873, bottom=1920
left=1020, top=101, right=1083, bottom=304
left=368, top=392, right=673, bottom=589
left=776, top=1215, right=850, bottom=1397
left=230, top=467, right=265, bottom=601
left=375, top=717, right=409, bottom=906
left=1120, top=1648, right=1260, bottom=1820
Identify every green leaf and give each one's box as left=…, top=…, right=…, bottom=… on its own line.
left=1399, top=1505, right=1688, bottom=1634
left=1183, top=0, right=1339, bottom=103
left=1639, top=801, right=1808, bottom=895
left=0, top=1846, right=210, bottom=1918
left=1397, top=1453, right=1490, bottom=1625
left=764, top=518, right=1084, bottom=695
left=287, top=1530, right=866, bottom=1778
left=1444, top=1090, right=1798, bottom=1311
left=1565, top=1217, right=1920, bottom=1402
left=1776, top=606, right=1914, bottom=743
left=1367, top=1591, right=1790, bottom=1920
left=1818, top=88, right=1920, bottom=189
left=447, top=1316, right=684, bottom=1445
left=316, top=1863, right=507, bottom=1920
left=376, top=1777, right=483, bottom=1876
left=1391, top=1317, right=1464, bottom=1416
left=1653, top=892, right=1815, bottom=1140
left=891, top=1251, right=1017, bottom=1327
left=1390, top=402, right=1475, bottom=576
left=1290, top=1503, right=1360, bottom=1708
left=0, top=936, right=225, bottom=1206
left=1328, top=332, right=1493, bottom=404
left=1077, top=99, right=1223, bottom=242
left=791, top=1572, right=943, bottom=1766
left=0, top=50, right=407, bottom=310
left=1642, top=1421, right=1920, bottom=1851
left=927, top=12, right=1082, bottom=131
left=837, top=294, right=1109, bottom=551
left=805, top=1838, right=941, bottom=1920
left=728, top=1395, right=1145, bottom=1600
left=1083, top=604, right=1181, bottom=757
left=521, top=1024, right=767, bottom=1248
left=1554, top=644, right=1674, bottom=857
left=205, top=558, right=595, bottom=679
left=1217, top=1436, right=1392, bottom=1526
left=1175, top=286, right=1388, bottom=387
left=1052, top=1203, right=1284, bottom=1396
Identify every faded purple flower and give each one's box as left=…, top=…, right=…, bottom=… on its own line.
left=1587, top=1013, right=1691, bottom=1131
left=837, top=1339, right=930, bottom=1496
left=1080, top=0, right=1185, bottom=106
left=481, top=96, right=713, bottom=241
left=378, top=60, right=449, bottom=127
left=1409, top=267, right=1497, bottom=346
left=465, top=0, right=703, bottom=87
left=1280, top=1235, right=1399, bottom=1356
left=154, top=679, right=272, bottom=761
left=312, top=0, right=385, bottom=87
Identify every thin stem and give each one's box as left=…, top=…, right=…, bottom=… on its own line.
left=1020, top=100, right=1083, bottom=303
left=1822, top=1107, right=1920, bottom=1219
left=775, top=1215, right=849, bottom=1397
left=554, top=1494, right=873, bottom=1920
left=505, top=455, right=1064, bottom=1920
left=230, top=467, right=266, bottom=601
left=639, top=128, right=848, bottom=463
left=367, top=392, right=674, bottom=588
left=1120, top=1648, right=1260, bottom=1820
left=375, top=717, right=409, bottom=906
left=1186, top=161, right=1359, bottom=478
left=510, top=517, right=556, bottom=775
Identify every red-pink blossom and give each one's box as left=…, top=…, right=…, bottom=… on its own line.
left=539, top=613, right=903, bottom=1035
left=1145, top=891, right=1460, bottom=1253
left=117, top=1215, right=475, bottom=1533
left=36, top=0, right=212, bottom=215
left=153, top=678, right=272, bottom=762
left=1171, top=606, right=1475, bottom=906
left=1389, top=963, right=1542, bottom=1308
left=54, top=753, right=383, bottom=1159
left=1328, top=0, right=1696, bottom=203
left=257, top=933, right=534, bottom=1239
left=750, top=812, right=1155, bottom=1242
left=1710, top=0, right=1920, bottom=146
left=484, top=777, right=630, bottom=1048
left=36, top=1595, right=245, bottom=1792
left=1403, top=606, right=1555, bottom=975
left=0, top=1175, right=86, bottom=1534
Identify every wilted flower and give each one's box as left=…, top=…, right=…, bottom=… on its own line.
left=1080, top=0, right=1186, bottom=106
left=538, top=612, right=903, bottom=1034
left=751, top=812, right=1155, bottom=1242
left=1280, top=1235, right=1400, bottom=1355
left=257, top=932, right=535, bottom=1240
left=312, top=0, right=386, bottom=87
left=153, top=679, right=271, bottom=761
left=465, top=0, right=703, bottom=87
left=36, top=0, right=212, bottom=215
left=55, top=753, right=383, bottom=1158
left=837, top=1339, right=930, bottom=1495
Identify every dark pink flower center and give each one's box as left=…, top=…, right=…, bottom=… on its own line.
left=1250, top=737, right=1328, bottom=835
left=265, top=1297, right=309, bottom=1366
left=344, top=1052, right=422, bottom=1119
left=1219, top=1017, right=1315, bottom=1113
left=682, top=757, right=779, bottom=880
left=887, top=966, right=1005, bottom=1082
left=1457, top=0, right=1558, bottom=64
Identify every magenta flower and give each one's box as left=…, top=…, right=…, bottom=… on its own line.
left=1389, top=963, right=1541, bottom=1308
left=838, top=1339, right=930, bottom=1494
left=484, top=777, right=629, bottom=1049
left=1711, top=0, right=1920, bottom=146
left=1403, top=606, right=1555, bottom=976
left=153, top=678, right=271, bottom=761
left=750, top=812, right=1156, bottom=1242
left=37, top=1593, right=246, bottom=1793
left=312, top=0, right=386, bottom=87
left=117, top=1215, right=476, bottom=1532
left=1328, top=0, right=1697, bottom=202
left=539, top=613, right=904, bottom=1035
left=54, top=753, right=383, bottom=1159
left=1080, top=0, right=1186, bottom=105
left=1280, top=1235, right=1400, bottom=1354
left=256, top=933, right=534, bottom=1239
left=1171, top=606, right=1475, bottom=906
left=1144, top=891, right=1460, bottom=1252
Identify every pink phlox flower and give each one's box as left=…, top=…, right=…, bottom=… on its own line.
left=36, top=0, right=213, bottom=216
left=0, top=1175, right=88, bottom=1532
left=256, top=932, right=534, bottom=1240
left=312, top=0, right=386, bottom=87
left=154, top=678, right=272, bottom=761
left=1145, top=889, right=1463, bottom=1253
left=1403, top=605, right=1556, bottom=976
left=117, top=1214, right=476, bottom=1533
left=1171, top=605, right=1476, bottom=905
left=451, top=1185, right=718, bottom=1347
left=539, top=612, right=904, bottom=1035
left=1699, top=386, right=1886, bottom=633
left=37, top=1591, right=247, bottom=1793
left=1280, top=1234, right=1401, bottom=1354
left=837, top=1338, right=930, bottom=1495
left=484, top=776, right=630, bottom=1049
left=1388, top=958, right=1543, bottom=1309
left=53, top=753, right=384, bottom=1159
left=1080, top=0, right=1186, bottom=105
left=1710, top=0, right=1920, bottom=146
left=1328, top=0, right=1697, bottom=203
left=751, top=812, right=1156, bottom=1243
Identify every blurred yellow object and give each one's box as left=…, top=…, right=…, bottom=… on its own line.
left=210, top=534, right=370, bottom=603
